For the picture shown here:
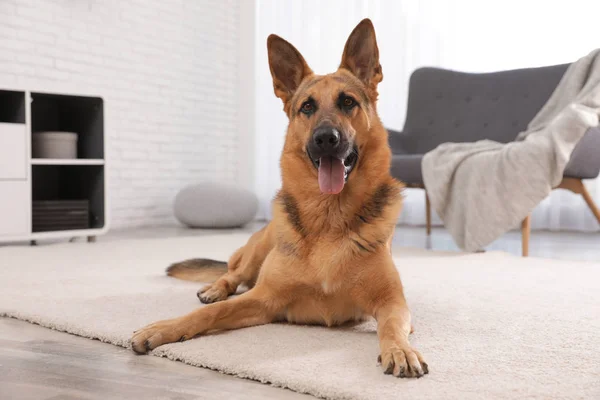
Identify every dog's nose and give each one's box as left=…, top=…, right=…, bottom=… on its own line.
left=313, top=126, right=340, bottom=152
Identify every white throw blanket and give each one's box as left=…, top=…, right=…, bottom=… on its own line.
left=422, top=49, right=600, bottom=252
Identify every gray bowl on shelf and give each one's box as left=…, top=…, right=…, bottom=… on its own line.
left=32, top=131, right=78, bottom=159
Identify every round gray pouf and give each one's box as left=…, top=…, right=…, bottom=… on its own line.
left=174, top=183, right=258, bottom=228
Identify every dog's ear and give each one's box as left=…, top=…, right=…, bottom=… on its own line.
left=267, top=34, right=313, bottom=110
left=339, top=19, right=383, bottom=94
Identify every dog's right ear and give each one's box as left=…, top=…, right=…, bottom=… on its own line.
left=267, top=34, right=313, bottom=111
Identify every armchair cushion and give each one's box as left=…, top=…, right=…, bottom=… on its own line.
left=391, top=154, right=424, bottom=186
left=563, top=126, right=600, bottom=179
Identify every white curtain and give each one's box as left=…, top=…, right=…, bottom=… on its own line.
left=253, top=0, right=600, bottom=232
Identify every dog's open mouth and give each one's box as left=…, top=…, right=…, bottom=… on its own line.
left=309, top=147, right=358, bottom=195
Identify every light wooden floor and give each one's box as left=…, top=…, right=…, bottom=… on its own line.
left=1, top=224, right=598, bottom=400
left=0, top=318, right=310, bottom=400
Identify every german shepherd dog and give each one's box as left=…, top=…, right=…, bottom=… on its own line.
left=131, top=18, right=428, bottom=378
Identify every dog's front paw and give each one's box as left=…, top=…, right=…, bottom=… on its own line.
left=378, top=342, right=428, bottom=378
left=197, top=284, right=228, bottom=304
left=131, top=318, right=189, bottom=354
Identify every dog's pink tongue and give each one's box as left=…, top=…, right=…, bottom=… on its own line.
left=318, top=156, right=345, bottom=194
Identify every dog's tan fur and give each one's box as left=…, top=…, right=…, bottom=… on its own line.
left=131, top=19, right=428, bottom=378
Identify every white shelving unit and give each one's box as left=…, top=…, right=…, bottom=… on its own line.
left=31, top=159, right=105, bottom=166
left=0, top=89, right=109, bottom=244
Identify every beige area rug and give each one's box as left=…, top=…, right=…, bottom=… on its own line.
left=1, top=234, right=599, bottom=400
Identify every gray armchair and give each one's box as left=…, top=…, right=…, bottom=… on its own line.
left=388, top=64, right=600, bottom=255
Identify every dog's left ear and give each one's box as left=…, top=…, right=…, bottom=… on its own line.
left=339, top=18, right=383, bottom=94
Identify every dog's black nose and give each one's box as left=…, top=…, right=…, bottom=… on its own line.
left=313, top=126, right=340, bottom=152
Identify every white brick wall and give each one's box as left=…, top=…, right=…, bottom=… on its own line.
left=0, top=0, right=249, bottom=229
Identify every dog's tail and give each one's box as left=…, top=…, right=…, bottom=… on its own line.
left=166, top=258, right=228, bottom=283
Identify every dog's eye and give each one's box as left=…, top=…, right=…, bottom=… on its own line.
left=340, top=95, right=357, bottom=110
left=300, top=101, right=314, bottom=115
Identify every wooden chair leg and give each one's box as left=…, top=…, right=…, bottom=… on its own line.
left=580, top=183, right=600, bottom=225
left=556, top=177, right=600, bottom=225
left=521, top=214, right=531, bottom=257
left=425, top=191, right=432, bottom=236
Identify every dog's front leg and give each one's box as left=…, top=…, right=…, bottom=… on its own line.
left=131, top=287, right=280, bottom=354
left=353, top=253, right=428, bottom=378
left=374, top=298, right=428, bottom=378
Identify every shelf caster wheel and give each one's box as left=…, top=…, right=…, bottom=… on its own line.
left=30, top=240, right=37, bottom=246
left=87, top=236, right=96, bottom=243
